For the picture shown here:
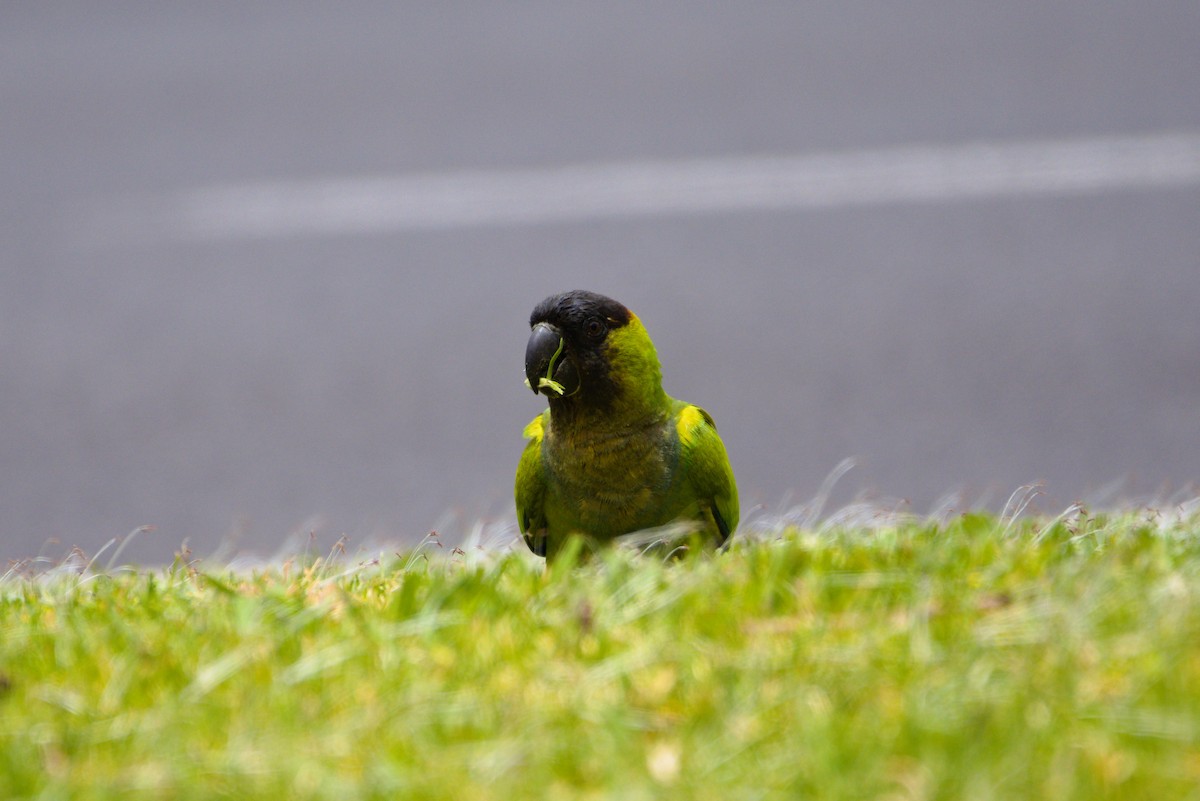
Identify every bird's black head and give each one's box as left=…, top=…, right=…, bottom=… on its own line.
left=525, top=290, right=634, bottom=405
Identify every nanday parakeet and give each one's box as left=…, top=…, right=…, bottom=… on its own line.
left=515, top=290, right=738, bottom=558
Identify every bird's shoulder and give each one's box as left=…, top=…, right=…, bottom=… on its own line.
left=515, top=412, right=551, bottom=538
left=670, top=398, right=738, bottom=542
left=670, top=399, right=733, bottom=489
left=672, top=400, right=719, bottom=446
left=522, top=411, right=549, bottom=442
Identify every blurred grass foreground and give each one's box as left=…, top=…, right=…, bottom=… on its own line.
left=3, top=504, right=1200, bottom=800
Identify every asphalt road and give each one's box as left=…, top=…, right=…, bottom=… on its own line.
left=4, top=4, right=1199, bottom=563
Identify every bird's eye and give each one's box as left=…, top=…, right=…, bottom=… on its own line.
left=584, top=319, right=606, bottom=339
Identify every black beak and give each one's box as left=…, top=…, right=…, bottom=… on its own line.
left=525, top=322, right=580, bottom=398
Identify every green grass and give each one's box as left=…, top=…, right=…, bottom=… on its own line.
left=3, top=509, right=1200, bottom=800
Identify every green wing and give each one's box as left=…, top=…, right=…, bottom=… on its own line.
left=514, top=412, right=550, bottom=556
left=675, top=404, right=739, bottom=544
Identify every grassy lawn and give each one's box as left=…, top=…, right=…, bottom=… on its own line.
left=2, top=508, right=1199, bottom=800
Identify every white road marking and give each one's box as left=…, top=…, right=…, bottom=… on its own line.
left=95, top=131, right=1200, bottom=242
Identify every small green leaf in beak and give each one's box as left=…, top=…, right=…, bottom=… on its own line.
left=537, top=377, right=566, bottom=396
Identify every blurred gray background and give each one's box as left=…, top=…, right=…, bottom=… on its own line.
left=4, top=4, right=1198, bottom=563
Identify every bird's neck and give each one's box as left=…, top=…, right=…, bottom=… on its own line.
left=547, top=383, right=669, bottom=440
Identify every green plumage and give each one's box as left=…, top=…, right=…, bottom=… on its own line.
left=515, top=290, right=738, bottom=558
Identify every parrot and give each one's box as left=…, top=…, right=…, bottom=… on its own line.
left=514, top=289, right=738, bottom=559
